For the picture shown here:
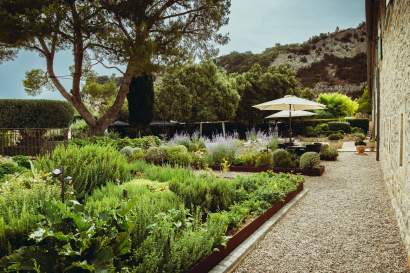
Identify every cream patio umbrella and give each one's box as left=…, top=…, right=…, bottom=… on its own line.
left=253, top=95, right=325, bottom=143
left=265, top=110, right=317, bottom=119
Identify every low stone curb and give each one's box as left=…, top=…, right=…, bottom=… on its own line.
left=209, top=189, right=309, bottom=273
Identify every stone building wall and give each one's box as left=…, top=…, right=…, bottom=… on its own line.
left=378, top=0, right=410, bottom=256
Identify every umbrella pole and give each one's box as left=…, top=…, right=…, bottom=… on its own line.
left=289, top=104, right=292, bottom=143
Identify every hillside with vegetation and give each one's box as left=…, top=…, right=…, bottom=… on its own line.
left=217, top=23, right=367, bottom=97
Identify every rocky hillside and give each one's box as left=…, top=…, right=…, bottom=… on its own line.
left=217, top=23, right=367, bottom=97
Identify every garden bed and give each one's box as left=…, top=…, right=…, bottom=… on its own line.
left=273, top=165, right=325, bottom=176
left=212, top=165, right=325, bottom=176
left=188, top=183, right=304, bottom=273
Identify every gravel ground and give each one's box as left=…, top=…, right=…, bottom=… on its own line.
left=234, top=152, right=409, bottom=273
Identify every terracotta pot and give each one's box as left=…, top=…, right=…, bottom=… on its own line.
left=356, top=145, right=366, bottom=154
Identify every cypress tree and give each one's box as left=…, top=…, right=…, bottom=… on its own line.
left=127, top=74, right=154, bottom=131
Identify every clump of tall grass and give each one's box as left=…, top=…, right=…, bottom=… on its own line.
left=36, top=144, right=131, bottom=198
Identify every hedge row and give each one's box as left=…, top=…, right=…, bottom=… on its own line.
left=0, top=100, right=74, bottom=128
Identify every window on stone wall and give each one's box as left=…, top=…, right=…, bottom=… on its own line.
left=400, top=113, right=404, bottom=167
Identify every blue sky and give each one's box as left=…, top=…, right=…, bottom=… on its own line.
left=0, top=0, right=364, bottom=100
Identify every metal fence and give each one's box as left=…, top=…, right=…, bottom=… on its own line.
left=0, top=128, right=69, bottom=156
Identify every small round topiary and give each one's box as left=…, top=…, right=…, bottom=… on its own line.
left=272, top=149, right=292, bottom=168
left=300, top=152, right=321, bottom=169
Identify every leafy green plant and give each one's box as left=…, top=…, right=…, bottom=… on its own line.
left=0, top=172, right=61, bottom=257
left=144, top=146, right=167, bottom=165
left=328, top=121, right=351, bottom=133
left=169, top=174, right=237, bottom=213
left=130, top=160, right=194, bottom=183
left=300, top=152, right=321, bottom=169
left=320, top=144, right=339, bottom=161
left=161, top=145, right=192, bottom=167
left=267, top=138, right=279, bottom=151
left=233, top=151, right=258, bottom=166
left=36, top=144, right=131, bottom=198
left=328, top=133, right=343, bottom=141
left=0, top=162, right=24, bottom=179
left=11, top=155, right=31, bottom=169
left=355, top=140, right=366, bottom=146
left=352, top=132, right=366, bottom=141
left=351, top=126, right=364, bottom=134
left=304, top=126, right=318, bottom=137
left=205, top=143, right=236, bottom=167
left=315, top=123, right=329, bottom=134
left=272, top=149, right=292, bottom=168
left=255, top=150, right=273, bottom=167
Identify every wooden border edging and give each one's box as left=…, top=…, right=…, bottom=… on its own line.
left=187, top=183, right=306, bottom=273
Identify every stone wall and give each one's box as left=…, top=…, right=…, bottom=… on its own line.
left=378, top=0, right=410, bottom=258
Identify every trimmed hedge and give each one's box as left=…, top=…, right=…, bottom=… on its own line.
left=0, top=100, right=74, bottom=128
left=327, top=121, right=351, bottom=133
left=346, top=118, right=369, bottom=134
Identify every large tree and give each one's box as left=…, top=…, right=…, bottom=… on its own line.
left=0, top=0, right=231, bottom=134
left=155, top=61, right=240, bottom=122
left=234, top=64, right=298, bottom=125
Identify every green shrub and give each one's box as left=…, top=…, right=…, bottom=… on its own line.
left=352, top=132, right=366, bottom=141
left=36, top=144, right=131, bottom=198
left=161, top=145, right=192, bottom=166
left=300, top=152, right=321, bottom=169
left=233, top=151, right=258, bottom=166
left=70, top=135, right=160, bottom=150
left=304, top=126, right=318, bottom=137
left=355, top=140, right=366, bottom=146
left=315, top=123, right=329, bottom=134
left=11, top=155, right=31, bottom=169
left=320, top=144, right=339, bottom=161
left=0, top=173, right=60, bottom=257
left=169, top=174, right=237, bottom=213
left=0, top=162, right=24, bottom=179
left=206, top=143, right=236, bottom=166
left=190, top=151, right=208, bottom=169
left=132, top=147, right=145, bottom=161
left=172, top=136, right=205, bottom=152
left=351, top=127, right=364, bottom=134
left=0, top=99, right=74, bottom=128
left=328, top=121, right=351, bottom=133
left=347, top=118, right=369, bottom=133
left=70, top=119, right=89, bottom=137
left=120, top=146, right=137, bottom=159
left=268, top=138, right=279, bottom=151
left=130, top=160, right=194, bottom=183
left=144, top=146, right=167, bottom=165
left=328, top=133, right=343, bottom=141
left=272, top=149, right=293, bottom=168
left=255, top=150, right=273, bottom=167
left=116, top=136, right=161, bottom=150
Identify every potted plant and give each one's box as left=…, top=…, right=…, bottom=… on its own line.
left=355, top=140, right=367, bottom=154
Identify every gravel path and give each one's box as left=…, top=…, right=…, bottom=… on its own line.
left=234, top=152, right=409, bottom=273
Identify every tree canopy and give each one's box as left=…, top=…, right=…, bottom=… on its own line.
left=234, top=64, right=299, bottom=124
left=357, top=85, right=371, bottom=114
left=317, top=92, right=359, bottom=118
left=155, top=61, right=240, bottom=122
left=0, top=0, right=231, bottom=134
